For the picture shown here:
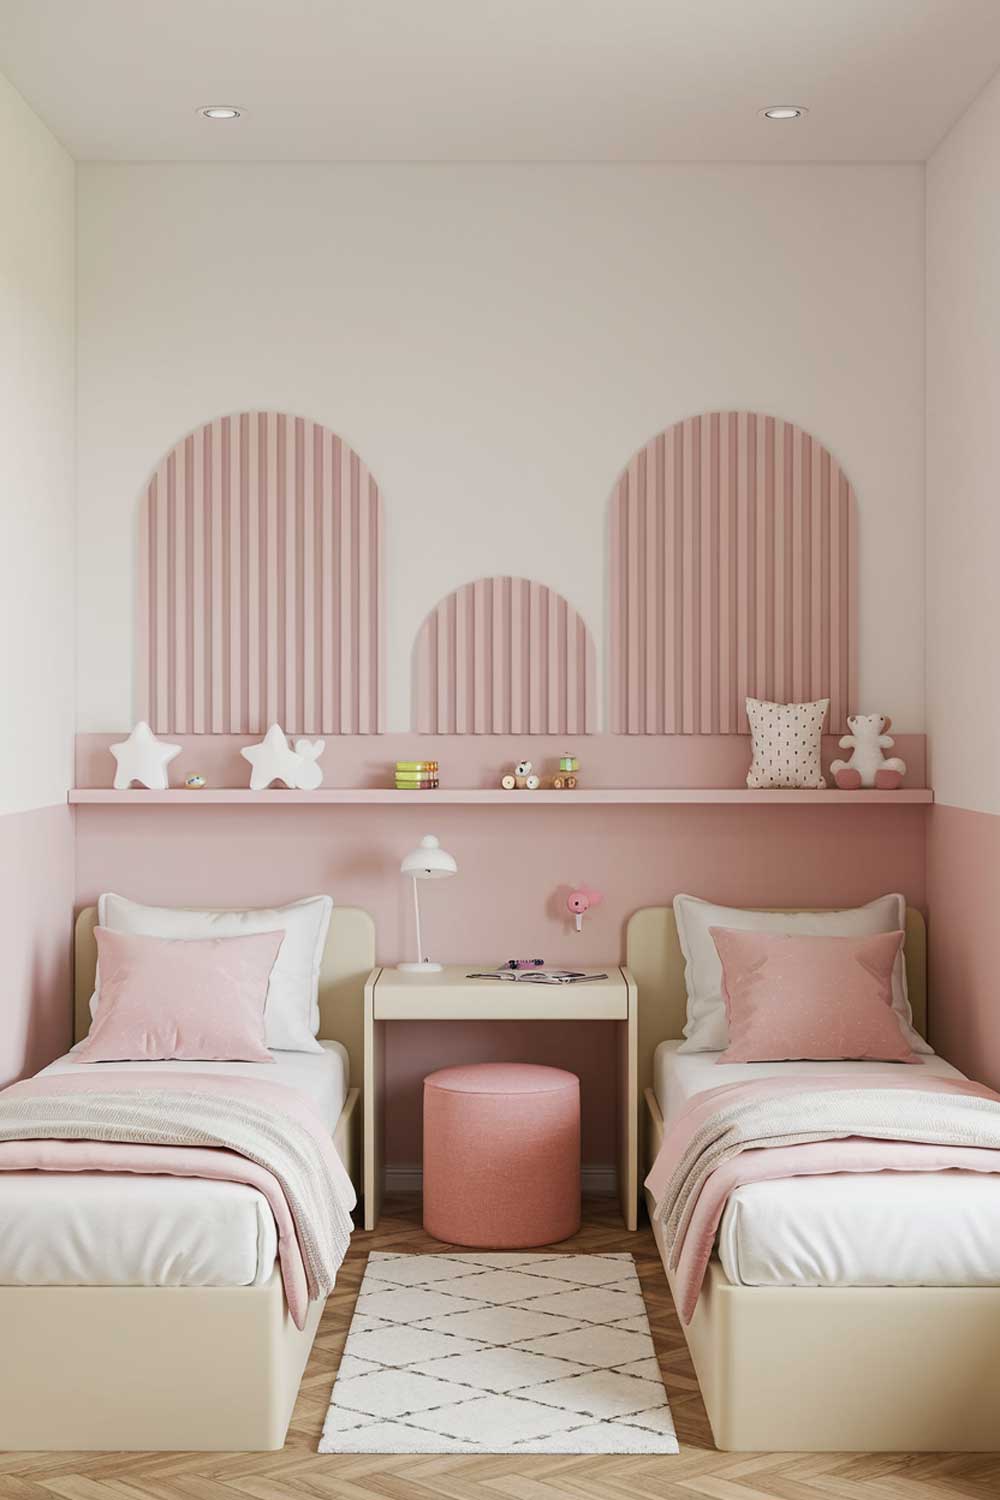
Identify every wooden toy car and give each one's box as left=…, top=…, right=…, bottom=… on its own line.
left=500, top=759, right=540, bottom=790
left=552, top=754, right=579, bottom=790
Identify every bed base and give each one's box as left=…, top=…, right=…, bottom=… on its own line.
left=0, top=906, right=373, bottom=1453
left=0, top=1265, right=323, bottom=1451
left=644, top=1086, right=1000, bottom=1451
left=0, top=1084, right=358, bottom=1452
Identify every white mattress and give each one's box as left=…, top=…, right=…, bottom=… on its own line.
left=0, top=1041, right=349, bottom=1289
left=653, top=1041, right=1000, bottom=1289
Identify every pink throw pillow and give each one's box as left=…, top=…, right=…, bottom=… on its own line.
left=710, top=926, right=917, bottom=1064
left=77, top=927, right=284, bottom=1063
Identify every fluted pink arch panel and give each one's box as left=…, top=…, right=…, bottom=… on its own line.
left=609, top=412, right=857, bottom=734
left=137, top=412, right=384, bottom=735
left=412, top=578, right=597, bottom=735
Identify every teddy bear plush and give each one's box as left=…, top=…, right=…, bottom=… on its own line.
left=830, top=714, right=906, bottom=790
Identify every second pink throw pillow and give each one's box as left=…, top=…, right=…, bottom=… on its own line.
left=77, top=927, right=284, bottom=1063
left=711, top=926, right=917, bottom=1064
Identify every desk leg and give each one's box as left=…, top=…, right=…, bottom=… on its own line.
left=363, top=1005, right=384, bottom=1231
left=618, top=980, right=638, bottom=1231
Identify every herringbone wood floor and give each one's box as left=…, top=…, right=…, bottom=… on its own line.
left=3, top=1196, right=999, bottom=1499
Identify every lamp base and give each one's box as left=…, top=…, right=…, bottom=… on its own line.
left=397, top=960, right=443, bottom=974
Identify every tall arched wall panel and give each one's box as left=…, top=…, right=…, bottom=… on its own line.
left=609, top=411, right=857, bottom=734
left=412, top=577, right=597, bottom=735
left=137, top=412, right=384, bottom=735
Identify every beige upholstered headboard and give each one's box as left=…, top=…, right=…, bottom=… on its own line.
left=626, top=905, right=927, bottom=1103
left=74, top=905, right=375, bottom=1090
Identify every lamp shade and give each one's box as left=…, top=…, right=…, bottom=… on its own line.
left=400, top=834, right=457, bottom=880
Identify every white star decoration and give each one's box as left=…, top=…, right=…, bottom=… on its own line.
left=111, top=722, right=181, bottom=791
left=241, top=724, right=316, bottom=791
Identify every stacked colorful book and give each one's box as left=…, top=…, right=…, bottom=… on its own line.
left=395, top=760, right=439, bottom=790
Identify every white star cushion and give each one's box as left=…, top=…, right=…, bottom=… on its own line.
left=241, top=724, right=305, bottom=791
left=110, top=722, right=181, bottom=790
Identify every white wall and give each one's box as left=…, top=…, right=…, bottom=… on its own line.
left=0, top=72, right=75, bottom=812
left=76, top=163, right=926, bottom=732
left=927, top=70, right=1000, bottom=813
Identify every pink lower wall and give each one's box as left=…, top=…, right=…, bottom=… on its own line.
left=927, top=804, right=1000, bottom=1089
left=75, top=798, right=928, bottom=1166
left=0, top=805, right=74, bottom=1088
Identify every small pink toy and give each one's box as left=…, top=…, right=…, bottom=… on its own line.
left=567, top=888, right=602, bottom=933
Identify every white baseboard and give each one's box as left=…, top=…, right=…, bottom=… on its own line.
left=383, top=1165, right=618, bottom=1195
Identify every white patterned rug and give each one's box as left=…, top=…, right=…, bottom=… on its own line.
left=319, top=1252, right=678, bottom=1454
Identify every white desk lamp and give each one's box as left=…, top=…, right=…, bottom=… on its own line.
left=398, top=834, right=458, bottom=973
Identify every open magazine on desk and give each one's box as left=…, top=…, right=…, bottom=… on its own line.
left=466, top=969, right=609, bottom=984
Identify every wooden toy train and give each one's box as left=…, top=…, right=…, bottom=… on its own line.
left=499, top=754, right=580, bottom=790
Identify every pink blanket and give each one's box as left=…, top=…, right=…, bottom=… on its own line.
left=645, top=1071, right=1000, bottom=1324
left=0, top=1071, right=356, bottom=1328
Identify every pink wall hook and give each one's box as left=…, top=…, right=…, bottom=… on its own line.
left=567, top=887, right=602, bottom=933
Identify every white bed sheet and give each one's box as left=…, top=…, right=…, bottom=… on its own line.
left=653, top=1040, right=1000, bottom=1289
left=0, top=1041, right=349, bottom=1289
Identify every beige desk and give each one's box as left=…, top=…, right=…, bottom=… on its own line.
left=362, top=964, right=638, bottom=1232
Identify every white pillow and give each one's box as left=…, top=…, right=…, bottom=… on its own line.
left=91, top=893, right=332, bottom=1054
left=746, top=696, right=828, bottom=789
left=673, top=892, right=930, bottom=1054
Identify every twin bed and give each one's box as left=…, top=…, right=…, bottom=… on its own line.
left=3, top=896, right=1000, bottom=1456
left=0, top=904, right=371, bottom=1453
left=630, top=904, right=1000, bottom=1453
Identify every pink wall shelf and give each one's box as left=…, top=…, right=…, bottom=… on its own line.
left=69, top=788, right=933, bottom=806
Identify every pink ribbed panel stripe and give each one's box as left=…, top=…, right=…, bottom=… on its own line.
left=609, top=411, right=858, bottom=733
left=244, top=416, right=259, bottom=733
left=137, top=412, right=384, bottom=734
left=412, top=577, right=596, bottom=735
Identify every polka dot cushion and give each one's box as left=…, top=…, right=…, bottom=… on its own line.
left=745, top=697, right=829, bottom=789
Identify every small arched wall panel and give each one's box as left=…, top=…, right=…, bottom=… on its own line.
left=412, top=577, right=597, bottom=734
left=137, top=412, right=383, bottom=735
left=609, top=411, right=857, bottom=734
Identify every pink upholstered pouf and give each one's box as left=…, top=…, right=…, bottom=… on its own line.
left=422, top=1062, right=581, bottom=1248
left=419, top=1062, right=578, bottom=1248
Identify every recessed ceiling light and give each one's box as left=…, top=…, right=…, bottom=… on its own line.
left=198, top=105, right=242, bottom=120
left=760, top=106, right=807, bottom=120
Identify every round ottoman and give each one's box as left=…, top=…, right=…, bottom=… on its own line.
left=423, top=1062, right=580, bottom=1247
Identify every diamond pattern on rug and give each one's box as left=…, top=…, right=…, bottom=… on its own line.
left=415, top=1304, right=583, bottom=1344
left=320, top=1252, right=678, bottom=1454
left=345, top=1325, right=486, bottom=1365
left=510, top=1284, right=647, bottom=1323
left=354, top=1286, right=484, bottom=1322
left=441, top=1268, right=571, bottom=1303
left=410, top=1347, right=589, bottom=1393
left=514, top=1323, right=655, bottom=1366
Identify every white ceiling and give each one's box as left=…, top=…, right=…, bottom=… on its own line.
left=1, top=0, right=999, bottom=163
